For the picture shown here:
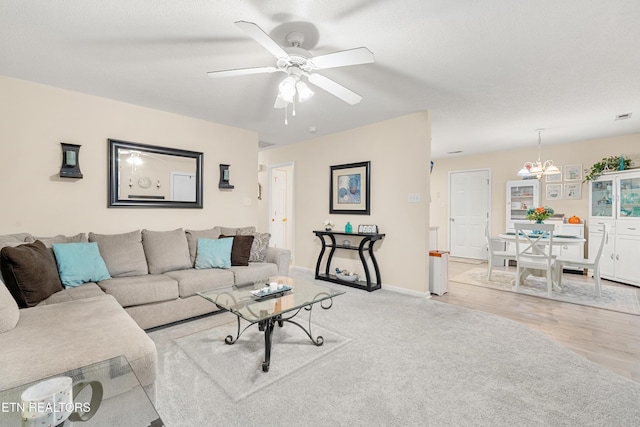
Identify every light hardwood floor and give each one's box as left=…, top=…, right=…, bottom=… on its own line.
left=432, top=259, right=640, bottom=383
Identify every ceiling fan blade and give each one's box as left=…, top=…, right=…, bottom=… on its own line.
left=235, top=21, right=289, bottom=59
left=307, top=74, right=363, bottom=105
left=207, top=66, right=279, bottom=78
left=309, top=47, right=374, bottom=70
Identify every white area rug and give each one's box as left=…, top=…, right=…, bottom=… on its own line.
left=451, top=267, right=640, bottom=315
left=173, top=319, right=351, bottom=402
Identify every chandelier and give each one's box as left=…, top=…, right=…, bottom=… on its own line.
left=517, top=129, right=559, bottom=179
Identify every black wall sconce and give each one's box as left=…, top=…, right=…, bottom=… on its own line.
left=219, top=164, right=234, bottom=189
left=59, top=143, right=83, bottom=178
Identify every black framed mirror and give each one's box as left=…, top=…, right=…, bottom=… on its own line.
left=108, top=139, right=203, bottom=208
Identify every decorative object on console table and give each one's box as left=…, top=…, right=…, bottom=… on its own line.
left=345, top=222, right=352, bottom=233
left=358, top=224, right=379, bottom=234
left=219, top=164, right=234, bottom=189
left=329, top=161, right=370, bottom=215
left=313, top=229, right=385, bottom=292
left=323, top=220, right=334, bottom=231
left=59, top=143, right=83, bottom=178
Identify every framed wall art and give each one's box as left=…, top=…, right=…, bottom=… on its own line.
left=564, top=183, right=582, bottom=200
left=545, top=170, right=562, bottom=182
left=546, top=184, right=562, bottom=200
left=330, top=161, right=371, bottom=215
left=564, top=164, right=583, bottom=181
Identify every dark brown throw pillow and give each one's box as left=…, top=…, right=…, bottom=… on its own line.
left=0, top=240, right=63, bottom=308
left=222, top=235, right=254, bottom=267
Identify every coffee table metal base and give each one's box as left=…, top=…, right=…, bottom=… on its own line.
left=223, top=299, right=333, bottom=372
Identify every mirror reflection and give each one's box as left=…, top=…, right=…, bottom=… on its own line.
left=108, top=139, right=203, bottom=208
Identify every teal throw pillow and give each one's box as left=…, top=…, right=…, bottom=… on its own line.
left=195, top=237, right=233, bottom=269
left=52, top=242, right=111, bottom=288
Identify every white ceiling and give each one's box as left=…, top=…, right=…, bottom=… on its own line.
left=1, top=0, right=639, bottom=159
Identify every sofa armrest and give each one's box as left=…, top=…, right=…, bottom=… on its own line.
left=266, top=247, right=291, bottom=276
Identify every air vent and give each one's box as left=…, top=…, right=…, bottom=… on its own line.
left=615, top=112, right=632, bottom=120
left=258, top=141, right=276, bottom=149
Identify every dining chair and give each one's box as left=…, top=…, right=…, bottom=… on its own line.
left=514, top=223, right=557, bottom=296
left=485, top=222, right=516, bottom=280
left=555, top=225, right=608, bottom=297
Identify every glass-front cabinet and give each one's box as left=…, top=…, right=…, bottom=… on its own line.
left=618, top=174, right=640, bottom=219
left=588, top=170, right=640, bottom=287
left=589, top=178, right=615, bottom=219
left=589, top=171, right=640, bottom=220
left=506, top=179, right=540, bottom=231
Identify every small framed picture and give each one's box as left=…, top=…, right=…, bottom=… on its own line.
left=546, top=184, right=562, bottom=200
left=545, top=170, right=562, bottom=182
left=564, top=164, right=582, bottom=181
left=564, top=183, right=582, bottom=200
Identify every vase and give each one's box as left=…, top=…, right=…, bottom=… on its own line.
left=533, top=219, right=544, bottom=234
left=345, top=222, right=353, bottom=234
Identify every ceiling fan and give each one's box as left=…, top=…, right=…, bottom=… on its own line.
left=207, top=21, right=374, bottom=123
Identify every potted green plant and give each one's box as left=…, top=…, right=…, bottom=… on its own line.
left=584, top=156, right=631, bottom=182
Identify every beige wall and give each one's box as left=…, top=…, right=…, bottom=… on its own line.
left=258, top=112, right=432, bottom=294
left=0, top=76, right=259, bottom=235
left=430, top=133, right=640, bottom=249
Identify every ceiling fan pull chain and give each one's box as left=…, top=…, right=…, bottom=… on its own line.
left=284, top=103, right=288, bottom=125
left=292, top=99, right=296, bottom=117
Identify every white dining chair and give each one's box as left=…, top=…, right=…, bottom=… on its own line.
left=555, top=226, right=608, bottom=297
left=514, top=223, right=557, bottom=296
left=485, top=222, right=516, bottom=280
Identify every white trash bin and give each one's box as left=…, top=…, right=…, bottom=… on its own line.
left=429, top=250, right=449, bottom=295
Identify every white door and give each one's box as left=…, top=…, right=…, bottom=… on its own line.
left=269, top=168, right=288, bottom=249
left=449, top=170, right=491, bottom=259
left=171, top=172, right=196, bottom=202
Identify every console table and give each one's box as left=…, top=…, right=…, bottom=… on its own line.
left=313, top=230, right=385, bottom=292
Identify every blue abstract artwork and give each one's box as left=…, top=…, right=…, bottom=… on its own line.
left=337, top=173, right=361, bottom=204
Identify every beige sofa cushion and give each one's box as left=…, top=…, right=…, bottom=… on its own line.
left=25, top=233, right=88, bottom=246
left=0, top=294, right=157, bottom=391
left=142, top=228, right=191, bottom=274
left=230, top=262, right=278, bottom=285
left=37, top=283, right=106, bottom=305
left=185, top=227, right=221, bottom=266
left=164, top=268, right=235, bottom=298
left=0, top=279, right=19, bottom=333
left=89, top=230, right=148, bottom=277
left=97, top=274, right=178, bottom=307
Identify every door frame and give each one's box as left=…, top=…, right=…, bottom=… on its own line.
left=267, top=161, right=295, bottom=264
left=447, top=168, right=492, bottom=259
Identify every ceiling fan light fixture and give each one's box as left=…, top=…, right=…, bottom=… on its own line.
left=278, top=76, right=297, bottom=103
left=296, top=81, right=314, bottom=102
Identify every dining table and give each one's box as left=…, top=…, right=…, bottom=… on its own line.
left=497, top=232, right=586, bottom=290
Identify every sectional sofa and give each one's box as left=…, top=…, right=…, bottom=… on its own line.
left=0, top=226, right=290, bottom=402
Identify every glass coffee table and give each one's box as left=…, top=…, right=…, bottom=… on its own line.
left=0, top=355, right=163, bottom=426
left=197, top=276, right=345, bottom=372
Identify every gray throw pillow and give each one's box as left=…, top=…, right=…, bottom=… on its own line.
left=25, top=233, right=88, bottom=247
left=237, top=230, right=271, bottom=262
left=89, top=230, right=148, bottom=277
left=142, top=228, right=192, bottom=274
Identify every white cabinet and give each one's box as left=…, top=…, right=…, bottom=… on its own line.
left=506, top=180, right=540, bottom=231
left=588, top=171, right=640, bottom=287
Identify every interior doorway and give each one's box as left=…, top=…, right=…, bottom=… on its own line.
left=448, top=169, right=491, bottom=260
left=268, top=162, right=294, bottom=262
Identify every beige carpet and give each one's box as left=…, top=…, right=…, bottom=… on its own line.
left=170, top=318, right=351, bottom=402
left=451, top=267, right=640, bottom=315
